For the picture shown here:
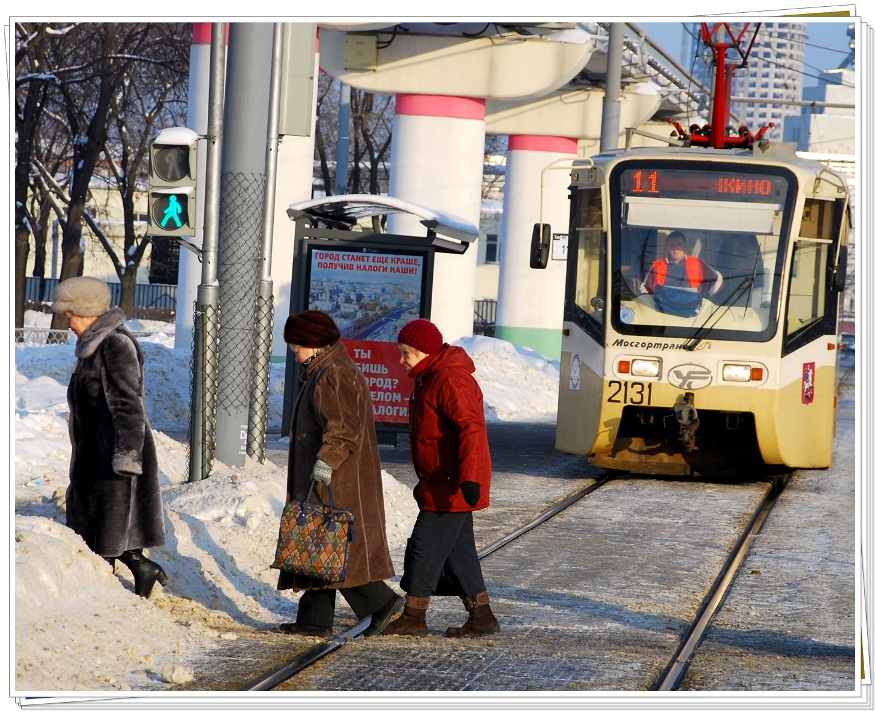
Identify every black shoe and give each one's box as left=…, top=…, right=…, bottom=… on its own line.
left=118, top=549, right=169, bottom=599
left=277, top=622, right=333, bottom=639
left=363, top=594, right=405, bottom=637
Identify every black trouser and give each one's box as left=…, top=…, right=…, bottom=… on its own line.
left=296, top=580, right=397, bottom=628
left=400, top=510, right=486, bottom=600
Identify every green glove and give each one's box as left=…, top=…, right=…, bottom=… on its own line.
left=311, top=459, right=333, bottom=485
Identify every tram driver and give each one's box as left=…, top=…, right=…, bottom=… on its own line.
left=641, top=231, right=723, bottom=316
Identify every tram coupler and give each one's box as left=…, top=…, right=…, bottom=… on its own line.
left=674, top=392, right=700, bottom=452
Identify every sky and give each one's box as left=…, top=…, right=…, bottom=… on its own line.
left=11, top=312, right=561, bottom=695
left=638, top=19, right=854, bottom=87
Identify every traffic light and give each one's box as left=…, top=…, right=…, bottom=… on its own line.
left=147, top=127, right=198, bottom=237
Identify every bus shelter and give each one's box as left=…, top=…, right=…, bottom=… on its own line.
left=282, top=194, right=478, bottom=443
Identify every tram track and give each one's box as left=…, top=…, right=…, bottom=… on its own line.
left=238, top=469, right=785, bottom=692
left=240, top=473, right=616, bottom=691
left=653, top=474, right=788, bottom=690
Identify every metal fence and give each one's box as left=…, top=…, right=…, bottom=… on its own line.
left=24, top=277, right=177, bottom=311
left=14, top=327, right=154, bottom=346
left=474, top=299, right=497, bottom=336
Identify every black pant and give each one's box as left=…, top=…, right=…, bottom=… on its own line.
left=400, top=510, right=486, bottom=599
left=296, top=580, right=397, bottom=628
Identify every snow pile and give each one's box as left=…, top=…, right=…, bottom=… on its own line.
left=12, top=312, right=560, bottom=693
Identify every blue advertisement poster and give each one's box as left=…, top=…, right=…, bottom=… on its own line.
left=305, top=244, right=430, bottom=425
left=307, top=246, right=426, bottom=342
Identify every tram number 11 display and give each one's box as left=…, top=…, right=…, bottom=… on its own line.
left=606, top=380, right=653, bottom=405
left=625, top=168, right=778, bottom=200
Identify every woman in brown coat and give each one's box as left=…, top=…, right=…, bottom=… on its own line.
left=276, top=310, right=402, bottom=638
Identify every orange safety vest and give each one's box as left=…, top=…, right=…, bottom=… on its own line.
left=650, top=257, right=705, bottom=289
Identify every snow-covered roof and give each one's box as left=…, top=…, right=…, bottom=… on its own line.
left=287, top=194, right=479, bottom=246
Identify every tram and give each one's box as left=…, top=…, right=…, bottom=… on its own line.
left=533, top=23, right=851, bottom=475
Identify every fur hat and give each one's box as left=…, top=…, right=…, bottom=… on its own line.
left=397, top=319, right=443, bottom=354
left=51, top=276, right=111, bottom=317
left=284, top=310, right=341, bottom=347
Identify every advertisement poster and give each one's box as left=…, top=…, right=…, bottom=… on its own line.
left=306, top=245, right=428, bottom=425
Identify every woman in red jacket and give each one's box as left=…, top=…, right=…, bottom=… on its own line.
left=383, top=319, right=499, bottom=637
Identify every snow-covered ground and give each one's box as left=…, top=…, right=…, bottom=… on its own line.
left=11, top=312, right=560, bottom=694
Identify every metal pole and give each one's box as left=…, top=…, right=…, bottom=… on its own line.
left=247, top=23, right=283, bottom=463
left=214, top=23, right=274, bottom=467
left=189, top=22, right=226, bottom=482
left=334, top=83, right=351, bottom=194
left=600, top=23, right=624, bottom=152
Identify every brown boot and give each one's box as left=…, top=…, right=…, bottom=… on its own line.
left=381, top=595, right=430, bottom=636
left=445, top=591, right=500, bottom=637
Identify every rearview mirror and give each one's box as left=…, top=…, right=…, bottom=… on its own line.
left=530, top=224, right=551, bottom=269
left=830, top=244, right=848, bottom=291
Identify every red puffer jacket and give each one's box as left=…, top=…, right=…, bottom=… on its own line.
left=407, top=344, right=492, bottom=513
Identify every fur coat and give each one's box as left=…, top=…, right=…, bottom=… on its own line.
left=277, top=342, right=395, bottom=591
left=65, top=307, right=166, bottom=557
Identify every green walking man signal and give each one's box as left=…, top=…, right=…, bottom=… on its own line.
left=147, top=127, right=199, bottom=238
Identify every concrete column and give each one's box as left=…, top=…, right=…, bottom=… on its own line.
left=269, top=44, right=319, bottom=358
left=386, top=94, right=485, bottom=343
left=494, top=135, right=578, bottom=361
left=213, top=23, right=274, bottom=467
left=175, top=23, right=215, bottom=349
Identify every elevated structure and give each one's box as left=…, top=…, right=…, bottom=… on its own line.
left=316, top=22, right=693, bottom=350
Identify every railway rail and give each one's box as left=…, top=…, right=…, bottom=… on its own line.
left=240, top=471, right=790, bottom=692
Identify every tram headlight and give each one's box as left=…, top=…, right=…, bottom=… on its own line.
left=722, top=364, right=765, bottom=382
left=630, top=358, right=661, bottom=378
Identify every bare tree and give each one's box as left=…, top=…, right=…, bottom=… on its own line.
left=101, top=23, right=189, bottom=316
left=15, top=22, right=190, bottom=327
left=14, top=22, right=60, bottom=330
left=313, top=72, right=393, bottom=198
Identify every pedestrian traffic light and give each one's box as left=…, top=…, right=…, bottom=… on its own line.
left=147, top=127, right=199, bottom=237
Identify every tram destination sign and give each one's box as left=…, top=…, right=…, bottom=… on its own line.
left=619, top=166, right=788, bottom=202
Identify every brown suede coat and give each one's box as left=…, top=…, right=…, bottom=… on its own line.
left=277, top=342, right=395, bottom=591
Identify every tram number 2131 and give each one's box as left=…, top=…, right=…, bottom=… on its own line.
left=607, top=380, right=653, bottom=405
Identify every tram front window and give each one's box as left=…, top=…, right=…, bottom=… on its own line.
left=608, top=164, right=792, bottom=342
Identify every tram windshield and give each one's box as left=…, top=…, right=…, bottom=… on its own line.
left=603, top=162, right=794, bottom=342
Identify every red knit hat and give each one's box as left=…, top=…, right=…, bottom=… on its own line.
left=284, top=310, right=340, bottom=347
left=397, top=319, right=443, bottom=354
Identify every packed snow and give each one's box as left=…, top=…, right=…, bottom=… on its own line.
left=12, top=311, right=560, bottom=694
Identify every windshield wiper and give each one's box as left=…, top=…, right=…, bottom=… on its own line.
left=683, top=276, right=756, bottom=351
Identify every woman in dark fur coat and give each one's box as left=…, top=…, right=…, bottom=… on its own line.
left=276, top=310, right=402, bottom=639
left=51, top=276, right=168, bottom=599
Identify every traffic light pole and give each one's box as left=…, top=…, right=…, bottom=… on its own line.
left=213, top=23, right=275, bottom=468
left=189, top=22, right=226, bottom=482
left=247, top=23, right=284, bottom=464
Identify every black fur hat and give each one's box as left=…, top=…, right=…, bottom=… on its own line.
left=284, top=310, right=341, bottom=347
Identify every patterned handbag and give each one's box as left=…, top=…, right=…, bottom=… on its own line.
left=270, top=481, right=355, bottom=583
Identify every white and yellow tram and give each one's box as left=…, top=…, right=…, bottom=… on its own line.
left=539, top=142, right=850, bottom=475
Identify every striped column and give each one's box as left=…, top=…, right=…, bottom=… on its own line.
left=269, top=28, right=319, bottom=358
left=386, top=94, right=486, bottom=343
left=495, top=135, right=578, bottom=361
left=174, top=22, right=216, bottom=349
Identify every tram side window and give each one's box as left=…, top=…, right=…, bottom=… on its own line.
left=575, top=229, right=606, bottom=326
left=573, top=188, right=606, bottom=327
left=799, top=198, right=836, bottom=239
left=786, top=241, right=828, bottom=340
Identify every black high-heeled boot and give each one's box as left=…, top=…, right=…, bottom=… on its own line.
left=118, top=549, right=169, bottom=599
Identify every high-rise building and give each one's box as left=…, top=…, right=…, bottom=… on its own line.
left=684, top=22, right=807, bottom=141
